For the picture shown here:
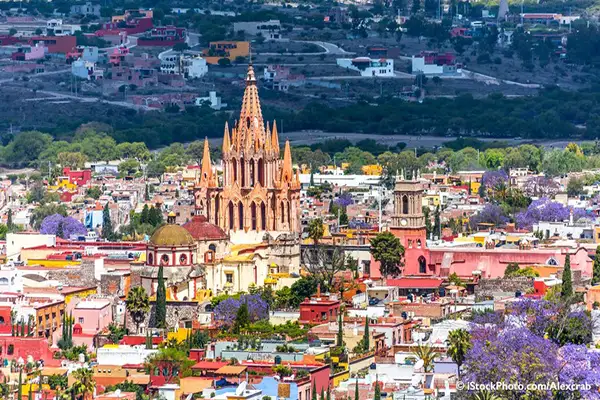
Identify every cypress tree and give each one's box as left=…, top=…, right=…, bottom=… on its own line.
left=145, top=184, right=150, bottom=201
left=320, top=388, right=324, bottom=400
left=433, top=205, right=441, bottom=239
left=233, top=301, right=250, bottom=334
left=354, top=379, right=359, bottom=400
left=56, top=221, right=64, bottom=239
left=374, top=375, right=381, bottom=400
left=336, top=310, right=344, bottom=348
left=145, top=330, right=152, bottom=349
left=364, top=316, right=370, bottom=351
left=7, top=209, right=13, bottom=232
left=311, top=382, right=317, bottom=400
left=141, top=204, right=150, bottom=224
left=102, top=203, right=114, bottom=240
left=155, top=265, right=167, bottom=329
left=593, top=246, right=600, bottom=285
left=326, top=389, right=331, bottom=400
left=562, top=253, right=573, bottom=300
left=17, top=370, right=22, bottom=400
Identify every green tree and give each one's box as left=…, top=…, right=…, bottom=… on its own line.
left=374, top=378, right=381, bottom=400
left=412, top=343, right=440, bottom=373
left=354, top=379, right=359, bottom=400
left=446, top=329, right=471, bottom=379
left=307, top=218, right=325, bottom=244
left=233, top=301, right=250, bottom=334
left=155, top=265, right=167, bottom=329
left=593, top=246, right=600, bottom=285
left=185, top=140, right=206, bottom=166
left=141, top=204, right=150, bottom=224
left=504, top=262, right=520, bottom=277
left=102, top=203, right=114, bottom=240
left=312, top=382, right=317, bottom=400
left=370, top=232, right=405, bottom=277
left=71, top=368, right=96, bottom=400
left=336, top=308, right=344, bottom=347
left=561, top=253, right=573, bottom=300
left=7, top=209, right=13, bottom=232
left=86, top=187, right=102, bottom=200
left=567, top=177, right=585, bottom=197
left=363, top=317, right=370, bottom=351
left=433, top=205, right=441, bottom=239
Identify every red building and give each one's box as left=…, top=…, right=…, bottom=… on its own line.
left=97, top=17, right=153, bottom=36
left=137, top=26, right=186, bottom=46
left=63, top=167, right=92, bottom=186
left=0, top=337, right=56, bottom=363
left=299, top=288, right=340, bottom=325
left=29, top=36, right=76, bottom=54
left=0, top=35, right=19, bottom=46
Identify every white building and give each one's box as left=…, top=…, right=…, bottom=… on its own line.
left=159, top=51, right=208, bottom=79
left=337, top=57, right=394, bottom=77
left=96, top=345, right=157, bottom=366
left=233, top=20, right=282, bottom=41
left=6, top=233, right=55, bottom=261
left=46, top=19, right=81, bottom=36
left=412, top=54, right=459, bottom=75
left=71, top=59, right=104, bottom=80
left=195, top=91, right=226, bottom=110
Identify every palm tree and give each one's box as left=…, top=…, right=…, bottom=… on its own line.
left=446, top=329, right=471, bottom=379
left=412, top=343, right=440, bottom=373
left=307, top=218, right=325, bottom=244
left=473, top=391, right=502, bottom=400
left=71, top=368, right=95, bottom=400
left=125, top=286, right=150, bottom=333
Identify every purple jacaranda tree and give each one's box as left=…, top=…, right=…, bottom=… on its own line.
left=334, top=192, right=353, bottom=209
left=523, top=176, right=560, bottom=198
left=39, top=214, right=87, bottom=239
left=214, top=294, right=269, bottom=327
left=516, top=197, right=588, bottom=229
left=469, top=204, right=509, bottom=229
left=482, top=170, right=508, bottom=189
left=463, top=298, right=600, bottom=399
left=558, top=345, right=600, bottom=399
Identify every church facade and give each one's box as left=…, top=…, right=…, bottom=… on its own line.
left=194, top=65, right=301, bottom=241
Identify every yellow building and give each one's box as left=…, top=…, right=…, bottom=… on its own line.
left=422, top=193, right=440, bottom=208
left=361, top=164, right=382, bottom=176
left=203, top=41, right=249, bottom=64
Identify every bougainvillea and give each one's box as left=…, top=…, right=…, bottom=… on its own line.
left=516, top=197, right=588, bottom=229
left=214, top=294, right=269, bottom=327
left=39, top=214, right=87, bottom=239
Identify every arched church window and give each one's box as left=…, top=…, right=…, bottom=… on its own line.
left=408, top=239, right=413, bottom=248
left=417, top=239, right=422, bottom=248
left=547, top=257, right=559, bottom=266
left=418, top=256, right=427, bottom=274
left=209, top=244, right=217, bottom=252
left=232, top=159, right=238, bottom=183
left=251, top=203, right=257, bottom=230
left=161, top=254, right=169, bottom=265
left=261, top=202, right=266, bottom=231
left=148, top=253, right=154, bottom=265
left=238, top=203, right=244, bottom=229
left=229, top=202, right=234, bottom=230
left=402, top=195, right=409, bottom=214
left=179, top=254, right=188, bottom=265
left=280, top=201, right=285, bottom=223
left=258, top=158, right=265, bottom=186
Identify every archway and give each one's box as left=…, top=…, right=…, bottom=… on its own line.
left=261, top=202, right=266, bottom=230
left=238, top=202, right=244, bottom=229
left=402, top=195, right=409, bottom=214
left=258, top=158, right=265, bottom=186
left=228, top=202, right=234, bottom=230
left=418, top=256, right=427, bottom=274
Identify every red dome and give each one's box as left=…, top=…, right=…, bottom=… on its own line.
left=183, top=215, right=227, bottom=240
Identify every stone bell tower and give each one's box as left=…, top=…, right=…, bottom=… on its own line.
left=389, top=170, right=430, bottom=275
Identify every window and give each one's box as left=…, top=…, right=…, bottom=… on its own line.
left=179, top=254, right=188, bottom=264
left=161, top=254, right=169, bottom=265
left=402, top=195, right=409, bottom=214
left=148, top=253, right=154, bottom=265
left=78, top=317, right=84, bottom=324
left=226, top=273, right=233, bottom=283
left=417, top=239, right=422, bottom=248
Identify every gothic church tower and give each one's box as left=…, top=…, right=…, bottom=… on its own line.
left=194, top=65, right=301, bottom=237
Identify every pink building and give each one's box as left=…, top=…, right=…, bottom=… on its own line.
left=11, top=44, right=45, bottom=61
left=73, top=299, right=112, bottom=335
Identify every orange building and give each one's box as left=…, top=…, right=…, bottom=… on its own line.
left=35, top=300, right=65, bottom=338
left=203, top=41, right=249, bottom=64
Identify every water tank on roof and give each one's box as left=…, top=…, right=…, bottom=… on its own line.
left=274, top=355, right=282, bottom=365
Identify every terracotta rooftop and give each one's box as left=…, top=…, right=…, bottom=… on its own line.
left=183, top=215, right=227, bottom=241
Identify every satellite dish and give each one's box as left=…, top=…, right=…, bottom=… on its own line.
left=414, top=359, right=424, bottom=370
left=235, top=381, right=247, bottom=396
left=410, top=375, right=421, bottom=387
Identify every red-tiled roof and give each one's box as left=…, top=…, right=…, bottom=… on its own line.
left=183, top=215, right=227, bottom=241
left=191, top=361, right=228, bottom=370
left=120, top=336, right=163, bottom=346
left=386, top=278, right=444, bottom=289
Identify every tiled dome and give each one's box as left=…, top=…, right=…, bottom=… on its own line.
left=149, top=224, right=195, bottom=246
left=183, top=215, right=227, bottom=240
